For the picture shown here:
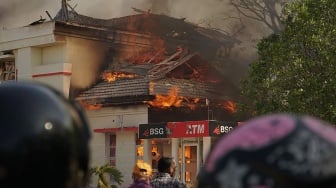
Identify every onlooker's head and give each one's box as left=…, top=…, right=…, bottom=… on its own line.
left=0, top=81, right=91, bottom=188
left=198, top=113, right=336, bottom=188
left=132, top=161, right=152, bottom=181
left=158, top=157, right=177, bottom=176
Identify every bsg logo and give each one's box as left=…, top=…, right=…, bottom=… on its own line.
left=150, top=128, right=165, bottom=135
left=220, top=126, right=233, bottom=133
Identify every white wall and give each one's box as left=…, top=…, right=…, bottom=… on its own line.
left=86, top=105, right=148, bottom=187
left=42, top=43, right=66, bottom=64
left=0, top=22, right=149, bottom=187
left=32, top=63, right=72, bottom=96
left=16, top=47, right=41, bottom=80
left=1, top=24, right=71, bottom=96
left=116, top=131, right=137, bottom=186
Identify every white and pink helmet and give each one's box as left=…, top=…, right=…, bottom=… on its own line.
left=198, top=113, right=336, bottom=188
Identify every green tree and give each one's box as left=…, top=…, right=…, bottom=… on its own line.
left=90, top=164, right=124, bottom=188
left=240, top=0, right=336, bottom=123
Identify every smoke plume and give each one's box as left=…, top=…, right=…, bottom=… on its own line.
left=0, top=0, right=279, bottom=87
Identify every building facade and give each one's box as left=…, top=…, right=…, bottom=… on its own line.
left=0, top=9, right=241, bottom=187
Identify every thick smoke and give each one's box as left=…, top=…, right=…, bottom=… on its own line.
left=0, top=0, right=278, bottom=87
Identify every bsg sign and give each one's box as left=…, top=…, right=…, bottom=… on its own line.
left=150, top=127, right=165, bottom=135
left=138, top=123, right=167, bottom=139
left=209, top=121, right=237, bottom=137
left=220, top=126, right=233, bottom=133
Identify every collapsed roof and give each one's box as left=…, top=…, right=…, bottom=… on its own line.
left=52, top=7, right=241, bottom=107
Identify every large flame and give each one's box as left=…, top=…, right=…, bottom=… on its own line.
left=102, top=71, right=137, bottom=82
left=147, top=86, right=183, bottom=108
left=147, top=86, right=236, bottom=113
left=147, top=86, right=201, bottom=110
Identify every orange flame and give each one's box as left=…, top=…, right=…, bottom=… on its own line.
left=102, top=71, right=137, bottom=82
left=147, top=86, right=202, bottom=109
left=220, top=101, right=236, bottom=114
left=78, top=101, right=102, bottom=110
left=147, top=86, right=236, bottom=113
left=149, top=82, right=154, bottom=93
left=147, top=86, right=183, bottom=108
left=185, top=97, right=200, bottom=110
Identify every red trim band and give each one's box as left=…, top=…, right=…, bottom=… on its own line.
left=32, top=71, right=72, bottom=78
left=94, top=127, right=138, bottom=133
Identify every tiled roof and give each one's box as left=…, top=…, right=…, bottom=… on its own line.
left=76, top=49, right=240, bottom=105
left=76, top=78, right=150, bottom=103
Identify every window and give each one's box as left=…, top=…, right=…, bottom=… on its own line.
left=0, top=58, right=16, bottom=82
left=107, top=133, right=116, bottom=166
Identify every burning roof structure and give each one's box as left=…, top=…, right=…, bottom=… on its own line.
left=52, top=5, right=241, bottom=121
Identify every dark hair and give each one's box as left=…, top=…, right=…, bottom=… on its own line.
left=157, top=157, right=174, bottom=173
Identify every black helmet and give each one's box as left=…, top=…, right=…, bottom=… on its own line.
left=198, top=113, right=336, bottom=188
left=0, top=81, right=91, bottom=188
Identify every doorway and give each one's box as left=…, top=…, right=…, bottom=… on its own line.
left=182, top=143, right=199, bottom=188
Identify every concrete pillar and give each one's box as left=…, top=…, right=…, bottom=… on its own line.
left=171, top=138, right=180, bottom=178
left=143, top=139, right=152, bottom=164
left=15, top=45, right=72, bottom=98
left=16, top=47, right=41, bottom=80
left=202, top=137, right=211, bottom=164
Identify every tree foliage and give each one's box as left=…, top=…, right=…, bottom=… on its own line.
left=240, top=0, right=336, bottom=123
left=90, top=164, right=124, bottom=188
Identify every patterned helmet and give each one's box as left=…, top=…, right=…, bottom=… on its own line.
left=198, top=113, right=336, bottom=188
left=0, top=81, right=91, bottom=188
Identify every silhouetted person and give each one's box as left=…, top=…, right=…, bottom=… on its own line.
left=0, top=81, right=91, bottom=188
left=151, top=157, right=186, bottom=188
left=198, top=113, right=336, bottom=188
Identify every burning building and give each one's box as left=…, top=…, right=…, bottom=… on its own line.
left=71, top=7, right=241, bottom=120
left=0, top=4, right=242, bottom=187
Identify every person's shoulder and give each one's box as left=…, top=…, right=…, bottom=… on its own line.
left=172, top=178, right=186, bottom=187
left=130, top=180, right=152, bottom=188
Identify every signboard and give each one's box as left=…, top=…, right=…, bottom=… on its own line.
left=138, top=120, right=240, bottom=139
left=167, top=120, right=209, bottom=138
left=138, top=123, right=167, bottom=139
left=209, top=120, right=237, bottom=137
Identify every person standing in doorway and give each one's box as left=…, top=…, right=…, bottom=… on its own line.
left=150, top=157, right=186, bottom=188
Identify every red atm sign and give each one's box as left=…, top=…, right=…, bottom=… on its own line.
left=138, top=121, right=209, bottom=139
left=167, top=120, right=209, bottom=138
left=138, top=120, right=240, bottom=139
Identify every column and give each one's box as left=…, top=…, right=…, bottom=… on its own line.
left=202, top=137, right=211, bottom=164
left=143, top=139, right=152, bottom=164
